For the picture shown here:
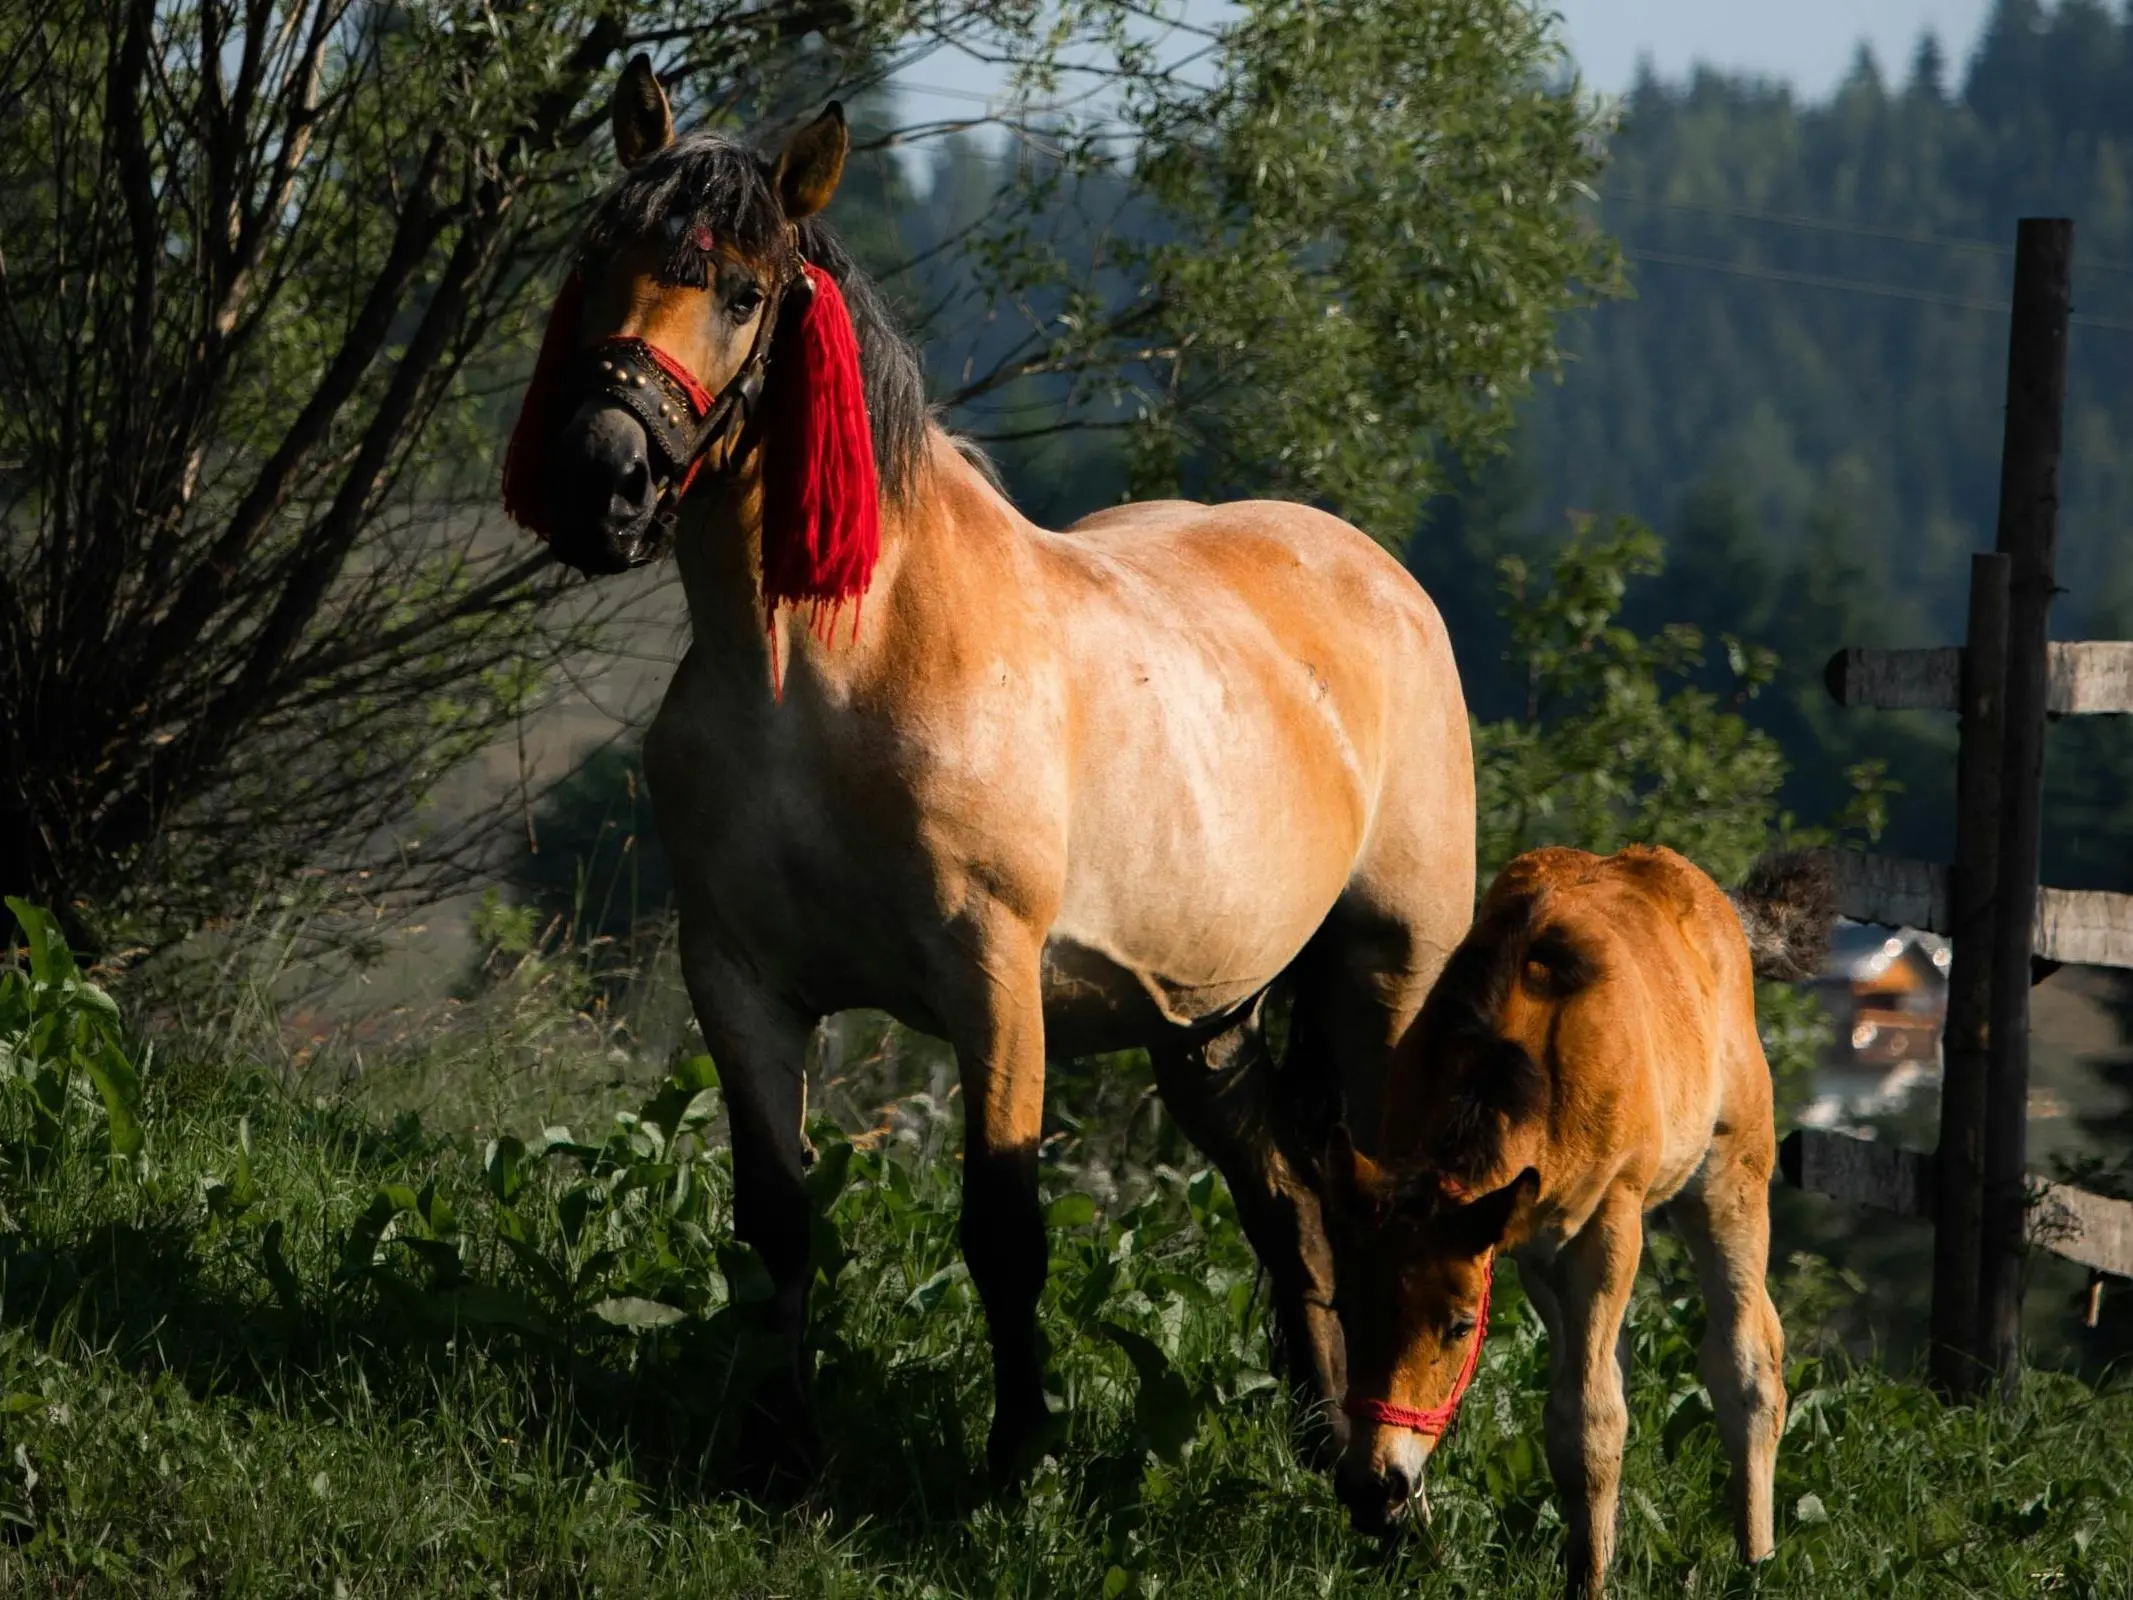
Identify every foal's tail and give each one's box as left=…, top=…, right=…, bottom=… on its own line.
left=1728, top=850, right=1837, bottom=982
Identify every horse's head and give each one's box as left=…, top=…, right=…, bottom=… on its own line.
left=1319, top=1127, right=1538, bottom=1536
left=507, top=55, right=851, bottom=575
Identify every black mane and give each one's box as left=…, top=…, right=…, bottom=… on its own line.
left=582, top=130, right=930, bottom=501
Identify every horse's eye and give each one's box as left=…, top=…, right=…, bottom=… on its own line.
left=1447, top=1314, right=1478, bottom=1340
left=728, top=287, right=763, bottom=321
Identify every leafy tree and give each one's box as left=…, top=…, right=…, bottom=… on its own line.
left=938, top=0, right=1621, bottom=543
left=1473, top=516, right=1793, bottom=886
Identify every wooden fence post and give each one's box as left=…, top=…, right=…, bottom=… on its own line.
left=1930, top=551, right=2010, bottom=1396
left=1979, top=218, right=2074, bottom=1398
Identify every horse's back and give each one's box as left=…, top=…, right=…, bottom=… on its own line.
left=1476, top=846, right=1769, bottom=1208
left=1054, top=497, right=1439, bottom=633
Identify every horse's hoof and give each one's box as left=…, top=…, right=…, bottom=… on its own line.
left=732, top=1403, right=822, bottom=1500
left=985, top=1392, right=1064, bottom=1491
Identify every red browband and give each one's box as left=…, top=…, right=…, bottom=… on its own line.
left=1343, top=1251, right=1494, bottom=1437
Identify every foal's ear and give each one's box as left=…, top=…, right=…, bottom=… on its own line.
left=1447, top=1166, right=1541, bottom=1256
left=1318, top=1124, right=1387, bottom=1222
left=612, top=54, right=675, bottom=170
left=775, top=102, right=849, bottom=219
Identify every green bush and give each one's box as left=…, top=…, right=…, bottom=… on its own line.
left=0, top=897, right=145, bottom=1179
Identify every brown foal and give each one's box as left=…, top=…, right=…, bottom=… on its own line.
left=1322, top=845, right=1833, bottom=1596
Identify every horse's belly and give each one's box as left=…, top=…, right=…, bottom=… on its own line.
left=1038, top=930, right=1274, bottom=1057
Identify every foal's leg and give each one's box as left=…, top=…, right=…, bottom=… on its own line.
left=939, top=924, right=1052, bottom=1485
left=1151, top=996, right=1347, bottom=1458
left=676, top=928, right=820, bottom=1479
left=1546, top=1196, right=1643, bottom=1600
left=1674, top=1138, right=1787, bottom=1564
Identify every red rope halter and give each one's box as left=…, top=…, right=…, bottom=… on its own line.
left=1342, top=1252, right=1494, bottom=1437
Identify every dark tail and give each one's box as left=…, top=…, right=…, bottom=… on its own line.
left=1728, top=850, right=1837, bottom=981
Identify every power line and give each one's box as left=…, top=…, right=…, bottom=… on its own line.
left=1604, top=191, right=2133, bottom=280
left=1624, top=247, right=2133, bottom=334
left=1607, top=192, right=2014, bottom=258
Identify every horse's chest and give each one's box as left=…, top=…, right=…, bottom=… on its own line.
left=644, top=683, right=1021, bottom=1014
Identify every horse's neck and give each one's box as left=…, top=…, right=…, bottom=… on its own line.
left=670, top=430, right=1018, bottom=699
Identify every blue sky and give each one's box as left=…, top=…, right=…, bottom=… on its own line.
left=889, top=2, right=2000, bottom=136
left=1555, top=0, right=1994, bottom=96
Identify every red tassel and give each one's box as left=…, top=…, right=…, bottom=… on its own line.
left=502, top=271, right=586, bottom=542
left=760, top=265, right=881, bottom=634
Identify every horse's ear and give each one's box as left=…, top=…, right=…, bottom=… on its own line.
left=1447, top=1166, right=1541, bottom=1256
left=775, top=102, right=849, bottom=219
left=612, top=54, right=674, bottom=170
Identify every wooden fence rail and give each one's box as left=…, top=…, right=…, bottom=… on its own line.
left=1817, top=851, right=2133, bottom=972
left=1826, top=641, right=2133, bottom=717
left=1781, top=1129, right=2133, bottom=1284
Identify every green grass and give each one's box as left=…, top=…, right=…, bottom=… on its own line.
left=1, top=915, right=2129, bottom=1597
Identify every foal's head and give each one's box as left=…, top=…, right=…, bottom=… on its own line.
left=512, top=56, right=851, bottom=574
left=1320, top=1129, right=1538, bottom=1535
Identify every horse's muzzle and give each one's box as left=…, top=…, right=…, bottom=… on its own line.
left=1336, top=1454, right=1419, bottom=1538
left=545, top=400, right=667, bottom=575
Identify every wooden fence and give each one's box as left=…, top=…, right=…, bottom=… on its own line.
left=1785, top=218, right=2133, bottom=1399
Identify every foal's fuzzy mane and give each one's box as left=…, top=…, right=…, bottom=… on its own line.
left=1408, top=899, right=1586, bottom=1188
left=582, top=130, right=931, bottom=502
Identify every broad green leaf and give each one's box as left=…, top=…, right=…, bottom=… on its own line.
left=420, top=1283, right=559, bottom=1342
left=590, top=1296, right=688, bottom=1329
left=904, top=1262, right=969, bottom=1317
left=1099, top=1321, right=1206, bottom=1463
left=1044, top=1193, right=1098, bottom=1229
left=5, top=899, right=70, bottom=984
left=485, top=1136, right=527, bottom=1204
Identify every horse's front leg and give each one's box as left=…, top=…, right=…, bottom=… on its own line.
left=1545, top=1196, right=1643, bottom=1600
left=941, top=921, right=1051, bottom=1486
left=677, top=926, right=819, bottom=1483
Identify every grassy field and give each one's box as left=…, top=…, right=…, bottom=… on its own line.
left=2, top=914, right=2129, bottom=1598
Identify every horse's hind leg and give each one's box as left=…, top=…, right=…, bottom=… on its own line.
left=1151, top=991, right=1348, bottom=1458
left=676, top=926, right=820, bottom=1483
left=1674, top=1131, right=1787, bottom=1564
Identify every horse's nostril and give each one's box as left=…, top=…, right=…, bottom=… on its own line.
left=616, top=452, right=651, bottom=510
left=1382, top=1464, right=1411, bottom=1507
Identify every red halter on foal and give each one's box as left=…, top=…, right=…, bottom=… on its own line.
left=1342, top=1251, right=1495, bottom=1438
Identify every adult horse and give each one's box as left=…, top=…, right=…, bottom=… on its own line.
left=504, top=56, right=1476, bottom=1483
